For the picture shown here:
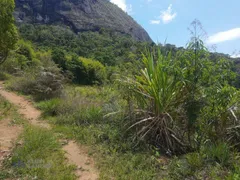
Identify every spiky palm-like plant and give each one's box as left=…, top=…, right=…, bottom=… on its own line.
left=124, top=50, right=189, bottom=154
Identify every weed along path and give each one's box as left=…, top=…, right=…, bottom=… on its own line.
left=0, top=82, right=99, bottom=180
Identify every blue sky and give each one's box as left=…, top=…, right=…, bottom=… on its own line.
left=110, top=0, right=240, bottom=57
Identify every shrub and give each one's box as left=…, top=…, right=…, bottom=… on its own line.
left=67, top=56, right=106, bottom=85
left=51, top=48, right=67, bottom=70
left=33, top=66, right=64, bottom=100
left=9, top=62, right=64, bottom=100
left=37, top=98, right=62, bottom=117
left=0, top=71, right=11, bottom=80
left=120, top=36, right=239, bottom=155
left=0, top=40, right=40, bottom=74
left=17, top=40, right=36, bottom=63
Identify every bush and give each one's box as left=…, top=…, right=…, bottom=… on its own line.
left=0, top=72, right=11, bottom=80
left=51, top=48, right=67, bottom=70
left=0, top=40, right=40, bottom=74
left=37, top=98, right=62, bottom=117
left=67, top=56, right=106, bottom=85
left=17, top=40, right=36, bottom=63
left=8, top=57, right=64, bottom=100
left=38, top=87, right=104, bottom=126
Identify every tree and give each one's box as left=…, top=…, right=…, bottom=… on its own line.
left=0, top=0, right=18, bottom=64
left=51, top=48, right=67, bottom=70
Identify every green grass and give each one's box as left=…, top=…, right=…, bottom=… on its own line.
left=0, top=95, right=76, bottom=180
left=35, top=85, right=162, bottom=180
left=36, top=85, right=240, bottom=180
left=2, top=126, right=76, bottom=180
left=0, top=95, right=12, bottom=120
left=0, top=95, right=24, bottom=124
left=3, top=80, right=240, bottom=179
left=52, top=124, right=160, bottom=180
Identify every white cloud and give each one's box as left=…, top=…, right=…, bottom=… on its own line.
left=160, top=4, right=177, bottom=24
left=111, top=0, right=126, bottom=11
left=207, top=28, right=240, bottom=44
left=231, top=54, right=240, bottom=58
left=127, top=4, right=133, bottom=14
left=150, top=20, right=160, bottom=24
left=110, top=0, right=132, bottom=14
left=149, top=4, right=177, bottom=25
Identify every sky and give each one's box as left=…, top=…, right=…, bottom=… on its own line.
left=110, top=0, right=240, bottom=57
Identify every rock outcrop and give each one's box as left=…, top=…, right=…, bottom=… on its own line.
left=15, top=0, right=152, bottom=42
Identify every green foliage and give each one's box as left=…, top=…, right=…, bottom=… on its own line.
left=0, top=0, right=18, bottom=64
left=36, top=85, right=161, bottom=179
left=0, top=95, right=12, bottom=120
left=119, top=20, right=240, bottom=156
left=67, top=56, right=106, bottom=85
left=227, top=125, right=240, bottom=150
left=0, top=40, right=40, bottom=74
left=169, top=157, right=195, bottom=179
left=17, top=40, right=36, bottom=63
left=51, top=48, right=67, bottom=70
left=227, top=161, right=240, bottom=179
left=203, top=142, right=231, bottom=166
left=97, top=151, right=158, bottom=180
left=80, top=57, right=107, bottom=85
left=121, top=49, right=190, bottom=154
left=186, top=153, right=204, bottom=170
left=37, top=98, right=62, bottom=117
left=8, top=53, right=64, bottom=100
left=2, top=17, right=240, bottom=179
left=0, top=72, right=11, bottom=81
left=18, top=24, right=150, bottom=66
left=168, top=151, right=236, bottom=180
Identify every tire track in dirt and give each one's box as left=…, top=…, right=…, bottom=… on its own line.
left=0, top=82, right=99, bottom=180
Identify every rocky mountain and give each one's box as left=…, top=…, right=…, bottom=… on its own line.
left=14, top=0, right=152, bottom=42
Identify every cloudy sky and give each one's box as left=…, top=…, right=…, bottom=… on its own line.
left=110, top=0, right=240, bottom=57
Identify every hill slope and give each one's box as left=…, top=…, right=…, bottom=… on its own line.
left=14, top=0, right=152, bottom=42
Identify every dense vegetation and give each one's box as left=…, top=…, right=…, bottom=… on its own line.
left=18, top=24, right=150, bottom=66
left=0, top=0, right=18, bottom=64
left=1, top=1, right=240, bottom=179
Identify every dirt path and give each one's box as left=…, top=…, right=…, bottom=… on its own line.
left=0, top=118, right=22, bottom=168
left=0, top=82, right=99, bottom=180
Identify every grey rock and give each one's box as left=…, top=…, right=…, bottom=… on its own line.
left=15, top=0, right=152, bottom=42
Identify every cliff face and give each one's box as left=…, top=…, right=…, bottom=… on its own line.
left=14, top=0, right=152, bottom=42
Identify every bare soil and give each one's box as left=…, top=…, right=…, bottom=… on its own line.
left=0, top=118, right=22, bottom=168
